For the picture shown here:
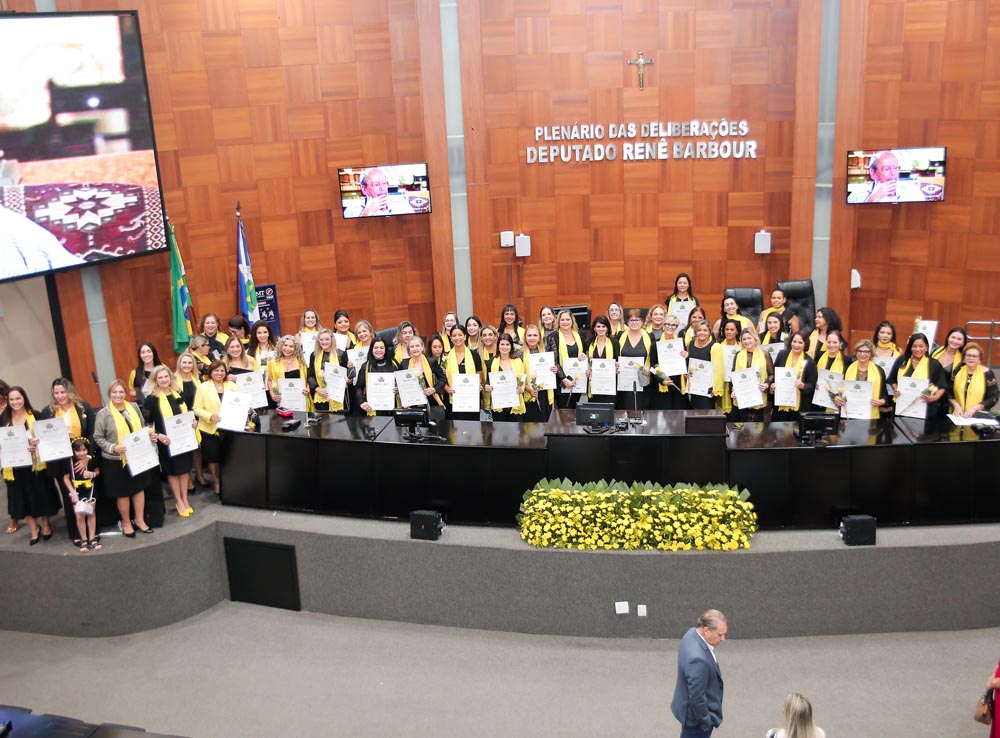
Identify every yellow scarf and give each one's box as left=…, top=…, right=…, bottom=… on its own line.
left=777, top=350, right=807, bottom=411
left=710, top=341, right=738, bottom=414
left=157, top=390, right=187, bottom=421
left=109, top=401, right=145, bottom=468
left=2, top=413, right=46, bottom=480
left=526, top=347, right=554, bottom=407
left=877, top=340, right=900, bottom=357
left=899, top=355, right=930, bottom=379
left=733, top=348, right=768, bottom=409
left=407, top=355, right=443, bottom=407
left=446, top=347, right=478, bottom=386
left=616, top=330, right=651, bottom=366
left=817, top=350, right=846, bottom=375
left=194, top=352, right=212, bottom=379
left=312, top=349, right=344, bottom=411
left=761, top=331, right=786, bottom=345
left=932, top=345, right=962, bottom=373
left=269, top=358, right=314, bottom=412
left=55, top=404, right=82, bottom=439
left=845, top=361, right=884, bottom=419
left=757, top=306, right=783, bottom=330
left=557, top=330, right=584, bottom=367
left=953, top=365, right=986, bottom=412
left=487, top=356, right=527, bottom=415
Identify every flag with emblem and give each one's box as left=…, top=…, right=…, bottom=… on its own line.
left=236, top=207, right=260, bottom=324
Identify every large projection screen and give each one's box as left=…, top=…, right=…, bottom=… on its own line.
left=0, top=11, right=166, bottom=284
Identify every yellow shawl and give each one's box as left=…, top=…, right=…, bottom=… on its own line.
left=777, top=350, right=807, bottom=411
left=733, top=348, right=769, bottom=409
left=487, top=356, right=527, bottom=415
left=312, top=349, right=344, bottom=411
left=109, top=402, right=145, bottom=468
left=953, top=364, right=986, bottom=412
left=406, top=355, right=444, bottom=407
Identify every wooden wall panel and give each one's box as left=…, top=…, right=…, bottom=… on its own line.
left=50, top=0, right=452, bottom=385
left=461, top=1, right=804, bottom=321
left=833, top=0, right=1000, bottom=344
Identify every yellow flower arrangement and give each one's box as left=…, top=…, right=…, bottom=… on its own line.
left=518, top=479, right=758, bottom=552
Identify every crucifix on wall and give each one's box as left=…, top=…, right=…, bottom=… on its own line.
left=627, top=51, right=654, bottom=90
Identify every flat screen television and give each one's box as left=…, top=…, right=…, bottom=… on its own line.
left=338, top=163, right=431, bottom=219
left=846, top=147, right=946, bottom=204
left=0, top=11, right=166, bottom=284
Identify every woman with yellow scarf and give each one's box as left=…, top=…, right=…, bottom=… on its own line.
left=306, top=328, right=352, bottom=413
left=932, top=327, right=967, bottom=380
left=832, top=339, right=889, bottom=419
left=711, top=318, right=742, bottom=417
left=523, top=324, right=557, bottom=422
left=193, top=360, right=238, bottom=495
left=769, top=331, right=817, bottom=421
left=586, top=316, right=618, bottom=407
left=332, top=310, right=358, bottom=351
left=887, top=333, right=949, bottom=418
left=392, top=321, right=417, bottom=365
left=93, top=379, right=155, bottom=537
left=554, top=310, right=586, bottom=409
left=355, top=337, right=398, bottom=417
left=268, top=335, right=313, bottom=411
left=188, top=335, right=214, bottom=381
left=812, top=331, right=853, bottom=413
left=400, top=335, right=447, bottom=422
left=950, top=342, right=998, bottom=418
left=175, top=351, right=208, bottom=491
left=730, top=328, right=774, bottom=422
left=2, top=387, right=60, bottom=544
left=650, top=313, right=688, bottom=409
left=37, top=378, right=94, bottom=545
left=198, top=312, right=229, bottom=361
left=484, top=333, right=528, bottom=421
left=443, top=324, right=483, bottom=421
left=224, top=335, right=260, bottom=379
left=617, top=308, right=653, bottom=410
left=144, top=365, right=198, bottom=518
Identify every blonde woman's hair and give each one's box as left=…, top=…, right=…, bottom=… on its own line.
left=782, top=692, right=817, bottom=738
left=147, top=365, right=180, bottom=397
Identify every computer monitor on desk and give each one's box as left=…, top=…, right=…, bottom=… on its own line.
left=576, top=402, right=615, bottom=432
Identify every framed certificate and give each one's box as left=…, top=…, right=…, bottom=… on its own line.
left=655, top=339, right=687, bottom=377
left=489, top=370, right=519, bottom=410
left=165, top=411, right=199, bottom=456
left=561, top=357, right=588, bottom=394
left=843, top=380, right=874, bottom=420
left=896, top=377, right=930, bottom=419
left=218, top=392, right=252, bottom=431
left=617, top=357, right=644, bottom=393
left=122, top=429, right=159, bottom=476
left=34, top=418, right=72, bottom=462
left=687, top=358, right=714, bottom=398
left=277, top=378, right=307, bottom=411
left=367, top=373, right=396, bottom=411
left=323, top=364, right=348, bottom=405
left=395, top=370, right=428, bottom=407
left=528, top=352, right=557, bottom=390
left=812, top=369, right=844, bottom=411
left=721, top=345, right=740, bottom=381
left=0, top=426, right=32, bottom=468
left=590, top=358, right=617, bottom=396
left=451, top=374, right=480, bottom=414
left=233, top=371, right=268, bottom=409
left=731, top=368, right=763, bottom=409
left=773, top=367, right=799, bottom=408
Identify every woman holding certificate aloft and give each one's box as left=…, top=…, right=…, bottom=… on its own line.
left=144, top=365, right=197, bottom=518
left=887, top=333, right=949, bottom=419
left=586, top=316, right=619, bottom=407
left=37, top=378, right=94, bottom=545
left=812, top=331, right=853, bottom=413
left=355, top=337, right=398, bottom=417
left=268, top=336, right=313, bottom=411
left=93, top=380, right=155, bottom=536
left=523, top=324, right=556, bottom=422
left=443, top=324, right=483, bottom=421
left=833, top=339, right=889, bottom=419
left=729, top=328, right=774, bottom=422
left=950, top=342, right=999, bottom=418
left=685, top=319, right=717, bottom=411
left=484, top=333, right=528, bottom=422
left=400, top=336, right=446, bottom=421
left=193, top=360, right=236, bottom=495
left=554, top=310, right=585, bottom=410
left=650, top=313, right=688, bottom=410
left=616, top=309, right=653, bottom=410
left=307, top=328, right=352, bottom=414
left=711, top=318, right=742, bottom=417
left=770, top=330, right=817, bottom=422
left=2, top=387, right=60, bottom=545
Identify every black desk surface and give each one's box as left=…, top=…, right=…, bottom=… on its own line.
left=726, top=418, right=909, bottom=449
left=376, top=419, right=549, bottom=448
left=259, top=412, right=392, bottom=440
left=894, top=415, right=1000, bottom=444
left=545, top=408, right=727, bottom=436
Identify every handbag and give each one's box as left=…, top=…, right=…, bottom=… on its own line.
left=74, top=498, right=95, bottom=516
left=975, top=689, right=994, bottom=725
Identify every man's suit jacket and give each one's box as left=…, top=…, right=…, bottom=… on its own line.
left=671, top=627, right=724, bottom=730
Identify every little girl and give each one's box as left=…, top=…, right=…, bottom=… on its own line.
left=63, top=439, right=101, bottom=552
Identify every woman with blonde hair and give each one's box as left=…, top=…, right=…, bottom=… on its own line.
left=144, top=365, right=197, bottom=517
left=766, top=692, right=825, bottom=738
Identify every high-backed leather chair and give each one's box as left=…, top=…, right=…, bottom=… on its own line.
left=722, top=287, right=764, bottom=329
left=375, top=326, right=397, bottom=347
left=776, top=278, right=816, bottom=335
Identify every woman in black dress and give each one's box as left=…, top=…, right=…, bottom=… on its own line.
left=93, top=379, right=155, bottom=537
left=770, top=330, right=817, bottom=422
left=586, top=315, right=618, bottom=407
left=650, top=312, right=688, bottom=410
left=198, top=313, right=228, bottom=360
left=443, top=324, right=483, bottom=421
left=522, top=324, right=556, bottom=422
left=307, top=328, right=352, bottom=413
left=355, top=338, right=398, bottom=417
left=685, top=319, right=717, bottom=410
left=616, top=308, right=653, bottom=410
left=37, top=378, right=94, bottom=545
left=175, top=351, right=208, bottom=491
left=127, top=342, right=161, bottom=408
left=554, top=309, right=585, bottom=409
left=144, top=365, right=197, bottom=518
left=2, top=387, right=60, bottom=544
left=887, top=332, right=949, bottom=419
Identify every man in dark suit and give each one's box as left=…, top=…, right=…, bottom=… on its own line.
left=671, top=609, right=727, bottom=738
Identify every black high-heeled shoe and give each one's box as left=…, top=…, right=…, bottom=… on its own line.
left=29, top=535, right=40, bottom=546
left=123, top=529, right=136, bottom=539
left=41, top=531, right=53, bottom=541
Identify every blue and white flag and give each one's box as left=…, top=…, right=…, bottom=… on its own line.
left=236, top=208, right=260, bottom=323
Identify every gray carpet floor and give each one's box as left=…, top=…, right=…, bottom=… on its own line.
left=0, top=601, right=996, bottom=738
